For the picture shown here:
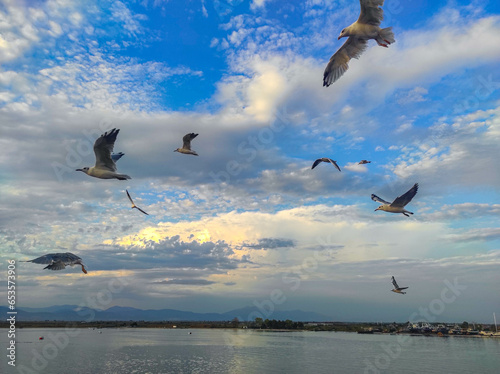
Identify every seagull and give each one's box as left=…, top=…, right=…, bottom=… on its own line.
left=391, top=276, right=408, bottom=295
left=323, top=0, right=395, bottom=86
left=359, top=160, right=371, bottom=164
left=76, top=128, right=131, bottom=180
left=126, top=190, right=149, bottom=215
left=111, top=152, right=125, bottom=162
left=174, top=133, right=198, bottom=156
left=312, top=158, right=341, bottom=171
left=24, top=252, right=87, bottom=274
left=372, top=183, right=418, bottom=217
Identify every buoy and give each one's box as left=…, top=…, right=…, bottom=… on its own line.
left=39, top=337, right=44, bottom=340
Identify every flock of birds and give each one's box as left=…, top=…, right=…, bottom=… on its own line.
left=25, top=1, right=413, bottom=295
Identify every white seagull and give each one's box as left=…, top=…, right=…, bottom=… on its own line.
left=174, top=133, right=199, bottom=156
left=24, top=252, right=87, bottom=274
left=323, top=0, right=395, bottom=86
left=391, top=276, right=408, bottom=295
left=76, top=128, right=131, bottom=180
left=372, top=183, right=418, bottom=217
left=126, top=190, right=149, bottom=215
left=312, top=158, right=341, bottom=171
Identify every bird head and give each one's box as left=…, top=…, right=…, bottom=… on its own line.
left=338, top=28, right=348, bottom=40
left=174, top=148, right=180, bottom=152
left=375, top=206, right=383, bottom=211
left=76, top=167, right=90, bottom=174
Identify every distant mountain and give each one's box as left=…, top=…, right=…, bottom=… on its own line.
left=2, top=304, right=332, bottom=322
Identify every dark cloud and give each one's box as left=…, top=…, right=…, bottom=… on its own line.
left=240, top=237, right=296, bottom=250
left=80, top=236, right=239, bottom=273
left=152, top=279, right=215, bottom=286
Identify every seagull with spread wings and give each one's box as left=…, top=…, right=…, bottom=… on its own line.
left=323, top=0, right=395, bottom=86
left=371, top=183, right=419, bottom=217
left=391, top=276, right=408, bottom=295
left=174, top=133, right=199, bottom=156
left=312, top=158, right=341, bottom=171
left=24, top=252, right=87, bottom=274
left=126, top=190, right=149, bottom=215
left=76, top=128, right=131, bottom=180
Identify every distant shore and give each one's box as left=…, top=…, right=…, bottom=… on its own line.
left=0, top=320, right=498, bottom=338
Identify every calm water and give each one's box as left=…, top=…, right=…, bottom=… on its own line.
left=1, top=328, right=499, bottom=373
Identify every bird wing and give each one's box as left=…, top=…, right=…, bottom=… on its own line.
left=371, top=194, right=391, bottom=205
left=62, top=252, right=82, bottom=262
left=93, top=128, right=119, bottom=172
left=358, top=0, right=385, bottom=26
left=398, top=287, right=408, bottom=290
left=391, top=183, right=419, bottom=207
left=311, top=159, right=323, bottom=169
left=126, top=190, right=135, bottom=205
left=391, top=276, right=399, bottom=289
left=26, top=253, right=59, bottom=264
left=44, top=260, right=66, bottom=271
left=327, top=159, right=341, bottom=172
left=182, top=133, right=198, bottom=150
left=323, top=36, right=368, bottom=87
left=134, top=206, right=149, bottom=215
left=127, top=190, right=149, bottom=214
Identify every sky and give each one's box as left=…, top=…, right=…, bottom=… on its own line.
left=0, top=0, right=499, bottom=323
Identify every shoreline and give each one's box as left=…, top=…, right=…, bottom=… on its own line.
left=1, top=322, right=499, bottom=338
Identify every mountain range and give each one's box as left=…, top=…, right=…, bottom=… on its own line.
left=0, top=305, right=331, bottom=322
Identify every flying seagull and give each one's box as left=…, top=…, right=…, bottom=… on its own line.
left=174, top=133, right=199, bottom=156
left=111, top=152, right=125, bottom=162
left=359, top=160, right=371, bottom=164
left=312, top=158, right=341, bottom=171
left=24, top=252, right=87, bottom=274
left=76, top=128, right=131, bottom=180
left=372, top=183, right=418, bottom=217
left=323, top=0, right=395, bottom=86
left=391, top=276, right=408, bottom=295
left=126, top=190, right=149, bottom=215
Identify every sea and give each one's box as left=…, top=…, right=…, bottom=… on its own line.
left=1, top=328, right=499, bottom=374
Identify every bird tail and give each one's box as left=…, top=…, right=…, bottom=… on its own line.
left=378, top=27, right=395, bottom=45
left=116, top=174, right=131, bottom=180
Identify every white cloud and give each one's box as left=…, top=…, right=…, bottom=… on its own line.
left=397, top=86, right=428, bottom=104
left=110, top=1, right=146, bottom=36
left=251, top=0, right=270, bottom=10
left=390, top=106, right=500, bottom=187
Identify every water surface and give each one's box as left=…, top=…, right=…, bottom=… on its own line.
left=2, top=328, right=499, bottom=373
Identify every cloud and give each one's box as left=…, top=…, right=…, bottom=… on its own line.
left=110, top=1, right=146, bottom=36
left=447, top=228, right=500, bottom=242
left=389, top=107, right=500, bottom=188
left=240, top=237, right=296, bottom=250
left=152, top=279, right=216, bottom=286
left=251, top=0, right=270, bottom=10
left=397, top=87, right=428, bottom=104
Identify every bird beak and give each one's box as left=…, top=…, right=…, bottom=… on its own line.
left=75, top=168, right=83, bottom=172
left=374, top=208, right=379, bottom=211
left=337, top=36, right=341, bottom=40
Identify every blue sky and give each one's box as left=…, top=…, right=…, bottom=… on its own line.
left=1, top=0, right=499, bottom=323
